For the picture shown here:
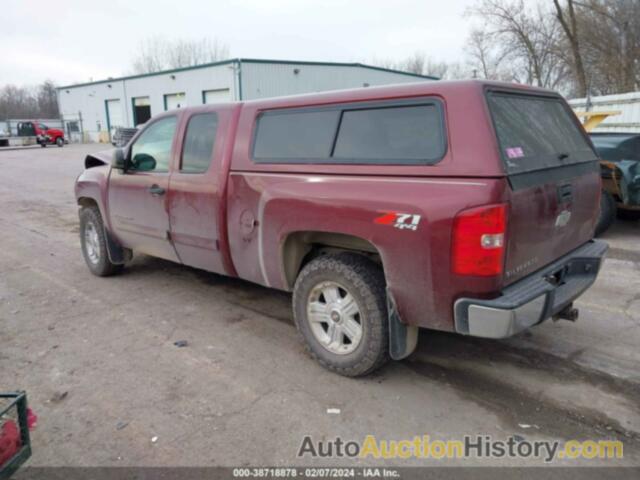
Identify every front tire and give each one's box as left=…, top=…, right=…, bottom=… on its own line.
left=79, top=206, right=122, bottom=276
left=293, top=253, right=389, bottom=377
left=595, top=190, right=616, bottom=236
left=56, top=137, right=64, bottom=147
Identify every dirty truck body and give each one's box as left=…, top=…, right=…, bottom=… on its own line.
left=75, top=80, right=607, bottom=376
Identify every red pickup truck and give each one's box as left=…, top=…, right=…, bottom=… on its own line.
left=16, top=121, right=65, bottom=147
left=75, top=80, right=607, bottom=376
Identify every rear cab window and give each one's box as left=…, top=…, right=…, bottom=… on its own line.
left=252, top=99, right=446, bottom=165
left=486, top=91, right=597, bottom=175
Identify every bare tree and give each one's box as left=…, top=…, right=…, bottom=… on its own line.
left=466, top=0, right=569, bottom=90
left=465, top=29, right=513, bottom=80
left=574, top=0, right=640, bottom=94
left=0, top=81, right=59, bottom=119
left=369, top=52, right=464, bottom=79
left=553, top=0, right=588, bottom=96
left=36, top=80, right=60, bottom=118
left=131, top=37, right=230, bottom=74
left=401, top=52, right=427, bottom=75
left=466, top=0, right=639, bottom=95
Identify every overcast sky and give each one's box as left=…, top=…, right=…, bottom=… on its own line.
left=1, top=0, right=478, bottom=86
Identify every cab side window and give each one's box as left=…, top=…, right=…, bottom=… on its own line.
left=130, top=116, right=177, bottom=172
left=181, top=113, right=218, bottom=173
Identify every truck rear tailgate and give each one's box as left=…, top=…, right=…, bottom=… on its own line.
left=486, top=90, right=601, bottom=285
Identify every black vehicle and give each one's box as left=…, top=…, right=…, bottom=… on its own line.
left=590, top=132, right=640, bottom=234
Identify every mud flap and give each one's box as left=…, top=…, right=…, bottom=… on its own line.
left=104, top=227, right=132, bottom=265
left=387, top=288, right=419, bottom=360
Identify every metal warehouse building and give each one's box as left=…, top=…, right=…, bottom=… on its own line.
left=57, top=58, right=436, bottom=143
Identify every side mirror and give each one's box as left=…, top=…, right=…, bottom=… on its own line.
left=131, top=153, right=156, bottom=172
left=111, top=148, right=126, bottom=170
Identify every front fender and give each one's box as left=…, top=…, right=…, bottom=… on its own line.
left=74, top=163, right=113, bottom=231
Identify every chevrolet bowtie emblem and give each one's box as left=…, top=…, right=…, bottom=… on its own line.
left=555, top=209, right=572, bottom=227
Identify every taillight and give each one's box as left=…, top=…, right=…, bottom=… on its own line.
left=452, top=204, right=507, bottom=276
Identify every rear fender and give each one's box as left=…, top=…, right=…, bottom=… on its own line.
left=226, top=173, right=501, bottom=332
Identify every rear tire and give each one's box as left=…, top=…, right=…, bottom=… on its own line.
left=293, top=252, right=389, bottom=377
left=595, top=190, right=616, bottom=236
left=40, top=143, right=46, bottom=148
left=79, top=206, right=122, bottom=276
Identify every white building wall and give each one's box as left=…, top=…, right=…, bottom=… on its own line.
left=240, top=62, right=431, bottom=100
left=58, top=80, right=126, bottom=142
left=569, top=92, right=640, bottom=133
left=58, top=64, right=236, bottom=142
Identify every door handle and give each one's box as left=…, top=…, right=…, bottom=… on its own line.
left=557, top=183, right=572, bottom=203
left=148, top=184, right=166, bottom=196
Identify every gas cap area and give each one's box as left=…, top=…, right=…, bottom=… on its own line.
left=240, top=210, right=258, bottom=238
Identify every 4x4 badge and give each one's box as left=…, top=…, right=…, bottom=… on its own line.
left=375, top=212, right=422, bottom=231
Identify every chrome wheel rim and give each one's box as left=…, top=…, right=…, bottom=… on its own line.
left=84, top=221, right=100, bottom=264
left=307, top=281, right=363, bottom=355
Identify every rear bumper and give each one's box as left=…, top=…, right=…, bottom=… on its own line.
left=454, top=240, right=608, bottom=339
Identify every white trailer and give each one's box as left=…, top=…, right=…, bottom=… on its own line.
left=569, top=91, right=640, bottom=133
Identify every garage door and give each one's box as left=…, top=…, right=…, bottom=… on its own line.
left=164, top=93, right=186, bottom=111
left=203, top=89, right=231, bottom=104
left=132, top=96, right=152, bottom=126
left=106, top=99, right=123, bottom=131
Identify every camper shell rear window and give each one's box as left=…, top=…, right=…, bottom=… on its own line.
left=486, top=91, right=597, bottom=175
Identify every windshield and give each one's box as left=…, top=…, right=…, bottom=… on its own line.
left=487, top=92, right=597, bottom=175
left=39, top=124, right=49, bottom=130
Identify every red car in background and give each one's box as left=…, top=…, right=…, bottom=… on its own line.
left=17, top=121, right=65, bottom=147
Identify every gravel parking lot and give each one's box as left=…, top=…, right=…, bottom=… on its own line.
left=1, top=144, right=639, bottom=469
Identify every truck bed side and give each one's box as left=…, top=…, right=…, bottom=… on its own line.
left=226, top=172, right=507, bottom=331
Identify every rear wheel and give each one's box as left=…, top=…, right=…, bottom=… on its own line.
left=40, top=142, right=46, bottom=148
left=79, top=206, right=122, bottom=276
left=595, top=190, right=616, bottom=236
left=293, top=253, right=389, bottom=377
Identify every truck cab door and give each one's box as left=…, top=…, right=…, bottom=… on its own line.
left=167, top=110, right=227, bottom=274
left=107, top=115, right=180, bottom=262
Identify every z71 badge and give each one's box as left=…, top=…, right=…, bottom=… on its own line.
left=374, top=212, right=422, bottom=231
